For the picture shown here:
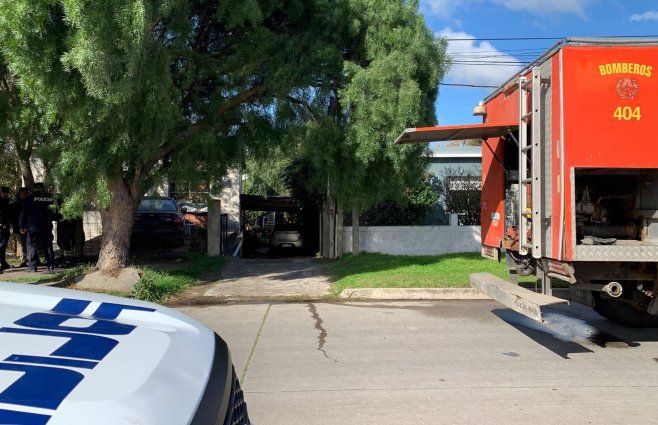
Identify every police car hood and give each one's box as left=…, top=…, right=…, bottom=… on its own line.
left=0, top=282, right=218, bottom=425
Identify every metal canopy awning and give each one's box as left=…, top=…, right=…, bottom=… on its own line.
left=240, top=194, right=299, bottom=212
left=394, top=122, right=518, bottom=144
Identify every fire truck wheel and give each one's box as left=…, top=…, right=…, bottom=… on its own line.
left=592, top=291, right=658, bottom=328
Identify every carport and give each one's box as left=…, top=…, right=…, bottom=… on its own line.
left=240, top=194, right=320, bottom=257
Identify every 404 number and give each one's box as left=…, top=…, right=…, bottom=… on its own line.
left=613, top=106, right=641, bottom=121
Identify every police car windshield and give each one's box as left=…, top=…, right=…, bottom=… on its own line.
left=138, top=199, right=178, bottom=212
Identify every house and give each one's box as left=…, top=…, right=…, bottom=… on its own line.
left=424, top=144, right=482, bottom=225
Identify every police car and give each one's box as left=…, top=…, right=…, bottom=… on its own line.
left=0, top=282, right=250, bottom=424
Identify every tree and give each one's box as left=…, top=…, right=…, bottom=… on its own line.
left=243, top=146, right=293, bottom=197
left=0, top=140, right=19, bottom=190
left=0, top=59, right=51, bottom=189
left=292, top=0, right=448, bottom=256
left=0, top=0, right=349, bottom=270
left=350, top=173, right=438, bottom=225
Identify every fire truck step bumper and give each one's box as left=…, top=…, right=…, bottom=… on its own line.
left=469, top=273, right=568, bottom=322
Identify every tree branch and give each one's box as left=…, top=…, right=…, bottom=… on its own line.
left=147, top=84, right=266, bottom=170
left=285, top=95, right=322, bottom=121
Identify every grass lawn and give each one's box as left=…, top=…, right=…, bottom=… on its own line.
left=332, top=252, right=551, bottom=295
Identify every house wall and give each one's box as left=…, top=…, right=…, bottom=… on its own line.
left=341, top=225, right=481, bottom=256
left=426, top=156, right=482, bottom=178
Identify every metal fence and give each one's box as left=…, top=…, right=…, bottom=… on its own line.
left=74, top=209, right=232, bottom=259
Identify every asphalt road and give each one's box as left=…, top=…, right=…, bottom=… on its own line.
left=177, top=301, right=658, bottom=425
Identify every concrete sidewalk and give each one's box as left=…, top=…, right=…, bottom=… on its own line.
left=186, top=257, right=334, bottom=301
left=178, top=301, right=658, bottom=425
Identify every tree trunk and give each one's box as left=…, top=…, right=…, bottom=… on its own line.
left=335, top=201, right=343, bottom=259
left=97, top=178, right=138, bottom=271
left=16, top=151, right=34, bottom=189
left=352, top=208, right=360, bottom=256
left=321, top=198, right=330, bottom=258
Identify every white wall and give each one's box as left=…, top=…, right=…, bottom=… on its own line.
left=220, top=168, right=242, bottom=233
left=341, top=226, right=481, bottom=256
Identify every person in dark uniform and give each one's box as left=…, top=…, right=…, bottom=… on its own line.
left=9, top=187, right=29, bottom=267
left=0, top=186, right=11, bottom=273
left=20, top=182, right=55, bottom=272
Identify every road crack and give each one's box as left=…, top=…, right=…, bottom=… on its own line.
left=307, top=303, right=336, bottom=362
left=241, top=303, right=271, bottom=387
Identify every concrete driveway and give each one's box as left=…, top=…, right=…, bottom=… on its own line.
left=198, top=257, right=333, bottom=299
left=177, top=300, right=658, bottom=425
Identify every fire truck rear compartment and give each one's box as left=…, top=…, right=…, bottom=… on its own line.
left=575, top=168, right=658, bottom=246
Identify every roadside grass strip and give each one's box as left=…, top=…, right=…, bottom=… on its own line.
left=132, top=253, right=226, bottom=303
left=332, top=252, right=561, bottom=296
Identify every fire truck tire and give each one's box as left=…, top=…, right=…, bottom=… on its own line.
left=592, top=291, right=658, bottom=328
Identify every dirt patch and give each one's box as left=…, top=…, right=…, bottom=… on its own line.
left=74, top=267, right=141, bottom=293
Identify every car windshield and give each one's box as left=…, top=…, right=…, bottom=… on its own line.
left=138, top=198, right=178, bottom=212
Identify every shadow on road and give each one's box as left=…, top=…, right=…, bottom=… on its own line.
left=493, top=303, right=658, bottom=359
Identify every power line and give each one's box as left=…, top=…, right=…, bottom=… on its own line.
left=450, top=62, right=527, bottom=66
left=440, top=83, right=499, bottom=88
left=452, top=58, right=529, bottom=65
left=444, top=35, right=658, bottom=41
left=445, top=37, right=560, bottom=41
left=449, top=48, right=556, bottom=53
left=449, top=52, right=544, bottom=56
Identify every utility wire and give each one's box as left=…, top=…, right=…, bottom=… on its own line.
left=440, top=83, right=500, bottom=88
left=445, top=36, right=561, bottom=41
left=444, top=35, right=658, bottom=41
left=448, top=48, right=556, bottom=53
left=450, top=63, right=527, bottom=66
left=451, top=60, right=527, bottom=64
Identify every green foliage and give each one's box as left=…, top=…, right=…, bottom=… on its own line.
left=0, top=140, right=18, bottom=189
left=0, top=0, right=351, bottom=217
left=290, top=0, right=449, bottom=211
left=405, top=173, right=439, bottom=218
left=244, top=146, right=292, bottom=196
left=353, top=173, right=438, bottom=225
left=132, top=253, right=224, bottom=303
left=0, top=57, right=56, bottom=190
left=132, top=269, right=193, bottom=303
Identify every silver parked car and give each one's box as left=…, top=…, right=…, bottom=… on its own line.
left=269, top=224, right=303, bottom=252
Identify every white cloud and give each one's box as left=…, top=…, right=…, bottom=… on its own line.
left=493, top=0, right=593, bottom=17
left=422, top=0, right=593, bottom=17
left=630, top=10, right=658, bottom=22
left=438, top=27, right=522, bottom=87
left=422, top=0, right=466, bottom=19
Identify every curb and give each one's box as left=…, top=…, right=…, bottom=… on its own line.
left=167, top=293, right=336, bottom=306
left=339, top=288, right=491, bottom=300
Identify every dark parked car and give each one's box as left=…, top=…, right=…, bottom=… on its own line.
left=132, top=197, right=185, bottom=247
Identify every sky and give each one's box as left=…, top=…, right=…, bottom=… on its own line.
left=419, top=0, right=658, bottom=126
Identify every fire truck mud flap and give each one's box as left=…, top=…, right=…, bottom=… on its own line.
left=470, top=273, right=568, bottom=322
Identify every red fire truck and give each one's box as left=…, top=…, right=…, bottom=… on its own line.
left=396, top=38, right=658, bottom=327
